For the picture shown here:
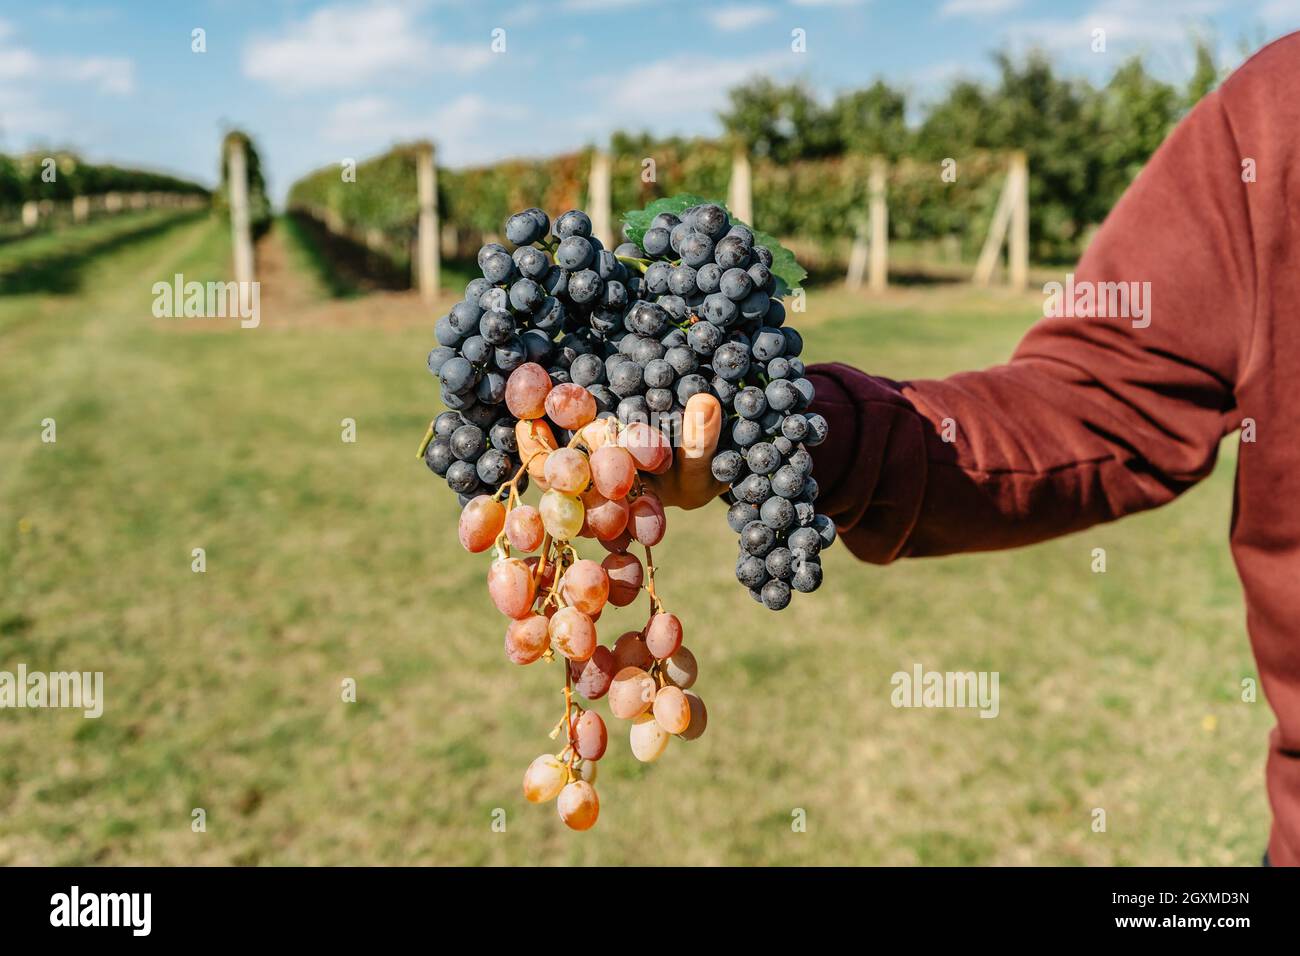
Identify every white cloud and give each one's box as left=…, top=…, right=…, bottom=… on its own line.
left=938, top=0, right=1022, bottom=18
left=1259, top=0, right=1300, bottom=25
left=562, top=0, right=651, bottom=10
left=0, top=20, right=133, bottom=96
left=1003, top=0, right=1227, bottom=58
left=709, top=5, right=778, bottom=30
left=59, top=56, right=134, bottom=94
left=321, top=93, right=525, bottom=167
left=789, top=0, right=868, bottom=7
left=243, top=1, right=490, bottom=93
left=0, top=46, right=39, bottom=81
left=0, top=87, right=61, bottom=137
left=0, top=41, right=132, bottom=94
left=602, top=51, right=792, bottom=125
left=0, top=20, right=133, bottom=144
left=323, top=95, right=414, bottom=143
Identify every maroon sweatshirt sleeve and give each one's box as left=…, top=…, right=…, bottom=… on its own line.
left=805, top=32, right=1300, bottom=868
left=807, top=71, right=1254, bottom=564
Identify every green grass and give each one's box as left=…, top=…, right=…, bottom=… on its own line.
left=0, top=217, right=1269, bottom=865
left=0, top=208, right=209, bottom=297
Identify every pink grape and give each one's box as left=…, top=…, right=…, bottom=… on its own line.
left=602, top=552, right=644, bottom=606
left=517, top=420, right=558, bottom=489
left=505, top=362, right=552, bottom=419
left=529, top=455, right=551, bottom=489
left=582, top=489, right=629, bottom=541
left=612, top=631, right=653, bottom=671
left=678, top=691, right=708, bottom=740
left=645, top=612, right=683, bottom=659
left=539, top=489, right=584, bottom=540
left=579, top=419, right=616, bottom=452
left=609, top=666, right=656, bottom=720
left=589, top=445, right=637, bottom=500
left=458, top=495, right=505, bottom=553
left=620, top=422, right=670, bottom=472
left=570, top=645, right=617, bottom=700
left=505, top=614, right=550, bottom=665
left=663, top=645, right=698, bottom=689
left=487, top=558, right=536, bottom=620
left=505, top=505, right=545, bottom=552
left=627, top=494, right=666, bottom=546
left=515, top=418, right=557, bottom=457
left=549, top=606, right=597, bottom=661
left=573, top=710, right=608, bottom=761
left=652, top=685, right=691, bottom=734
left=561, top=559, right=609, bottom=615
left=599, top=529, right=632, bottom=554
left=557, top=780, right=599, bottom=831
left=544, top=383, right=597, bottom=430
left=544, top=448, right=591, bottom=496
left=523, top=754, right=566, bottom=803
left=629, top=713, right=670, bottom=762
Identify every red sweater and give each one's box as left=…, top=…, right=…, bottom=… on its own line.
left=808, top=32, right=1300, bottom=865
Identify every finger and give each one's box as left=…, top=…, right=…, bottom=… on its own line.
left=681, top=393, right=722, bottom=462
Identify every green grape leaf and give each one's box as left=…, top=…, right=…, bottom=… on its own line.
left=749, top=227, right=806, bottom=298
left=620, top=193, right=713, bottom=247
left=619, top=193, right=807, bottom=295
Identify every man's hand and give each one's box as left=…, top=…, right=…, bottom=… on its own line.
left=644, top=392, right=726, bottom=510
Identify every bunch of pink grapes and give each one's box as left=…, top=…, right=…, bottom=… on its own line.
left=456, top=361, right=707, bottom=830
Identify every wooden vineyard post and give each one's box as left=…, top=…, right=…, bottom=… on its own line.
left=974, top=151, right=1029, bottom=289
left=226, top=136, right=255, bottom=287
left=868, top=156, right=888, bottom=293
left=417, top=142, right=440, bottom=303
left=1008, top=150, right=1029, bottom=291
left=589, top=149, right=613, bottom=248
left=846, top=214, right=869, bottom=290
left=728, top=148, right=752, bottom=225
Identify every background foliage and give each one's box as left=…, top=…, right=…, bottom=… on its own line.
left=0, top=152, right=208, bottom=212
left=284, top=41, right=1220, bottom=267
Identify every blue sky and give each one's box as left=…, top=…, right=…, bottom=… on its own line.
left=1, top=0, right=1296, bottom=200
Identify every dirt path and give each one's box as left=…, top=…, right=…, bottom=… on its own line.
left=254, top=225, right=456, bottom=332
left=254, top=225, right=325, bottom=315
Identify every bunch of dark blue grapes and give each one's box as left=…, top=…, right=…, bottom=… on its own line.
left=613, top=203, right=835, bottom=610
left=423, top=201, right=834, bottom=609
left=424, top=206, right=635, bottom=504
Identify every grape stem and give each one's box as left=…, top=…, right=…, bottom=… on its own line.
left=615, top=254, right=649, bottom=275
left=534, top=532, right=553, bottom=586
left=538, top=541, right=574, bottom=611
left=642, top=543, right=665, bottom=616
left=557, top=670, right=580, bottom=779
left=494, top=449, right=546, bottom=506
left=414, top=420, right=435, bottom=460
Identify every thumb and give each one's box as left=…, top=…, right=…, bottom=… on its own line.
left=680, top=392, right=722, bottom=470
